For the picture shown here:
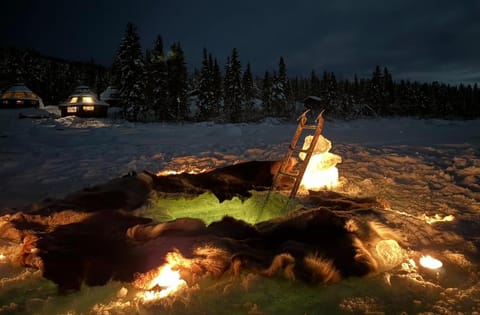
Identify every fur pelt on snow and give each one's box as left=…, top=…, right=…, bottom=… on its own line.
left=0, top=160, right=401, bottom=293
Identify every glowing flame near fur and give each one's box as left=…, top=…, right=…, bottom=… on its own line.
left=299, top=135, right=342, bottom=190
left=420, top=214, right=455, bottom=225
left=419, top=255, right=443, bottom=269
left=156, top=168, right=207, bottom=176
left=134, top=252, right=188, bottom=301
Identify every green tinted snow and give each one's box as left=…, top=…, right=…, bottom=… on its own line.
left=143, top=190, right=301, bottom=224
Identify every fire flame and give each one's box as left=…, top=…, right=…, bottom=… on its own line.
left=156, top=168, right=207, bottom=176
left=299, top=135, right=341, bottom=190
left=420, top=214, right=455, bottom=225
left=419, top=255, right=443, bottom=270
left=134, top=251, right=188, bottom=301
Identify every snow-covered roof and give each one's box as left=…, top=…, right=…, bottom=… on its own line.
left=100, top=86, right=121, bottom=101
left=1, top=84, right=40, bottom=100
left=59, top=86, right=108, bottom=107
left=73, top=85, right=92, bottom=93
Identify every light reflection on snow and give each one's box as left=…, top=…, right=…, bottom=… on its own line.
left=1, top=110, right=480, bottom=314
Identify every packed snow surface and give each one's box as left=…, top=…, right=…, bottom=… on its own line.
left=0, top=106, right=479, bottom=314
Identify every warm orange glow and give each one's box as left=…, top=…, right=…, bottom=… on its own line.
left=0, top=253, right=6, bottom=261
left=82, top=96, right=94, bottom=104
left=156, top=168, right=208, bottom=176
left=299, top=135, right=342, bottom=190
left=421, top=214, right=455, bottom=225
left=419, top=255, right=443, bottom=269
left=67, top=107, right=78, bottom=113
left=83, top=105, right=95, bottom=111
left=134, top=251, right=188, bottom=301
left=69, top=97, right=78, bottom=104
left=139, top=265, right=186, bottom=301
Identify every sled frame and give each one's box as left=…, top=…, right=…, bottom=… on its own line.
left=271, top=109, right=325, bottom=199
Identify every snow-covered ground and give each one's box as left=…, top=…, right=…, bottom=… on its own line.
left=1, top=106, right=480, bottom=314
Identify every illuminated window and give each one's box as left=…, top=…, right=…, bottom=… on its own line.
left=70, top=97, right=78, bottom=104
left=83, top=105, right=95, bottom=111
left=67, top=106, right=78, bottom=113
left=26, top=92, right=37, bottom=99
left=16, top=99, right=24, bottom=105
left=82, top=96, right=94, bottom=104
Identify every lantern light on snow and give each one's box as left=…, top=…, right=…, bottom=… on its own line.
left=419, top=255, right=443, bottom=270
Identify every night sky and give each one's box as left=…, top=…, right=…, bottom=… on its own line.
left=1, top=0, right=479, bottom=84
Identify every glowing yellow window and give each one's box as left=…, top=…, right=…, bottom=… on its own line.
left=70, top=97, right=78, bottom=104
left=16, top=99, right=24, bottom=105
left=82, top=96, right=94, bottom=104
left=67, top=107, right=77, bottom=113
left=83, top=105, right=95, bottom=111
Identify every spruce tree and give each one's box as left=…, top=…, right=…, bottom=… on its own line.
left=309, top=70, right=321, bottom=96
left=383, top=67, right=395, bottom=115
left=223, top=48, right=243, bottom=122
left=262, top=70, right=273, bottom=116
left=367, top=65, right=384, bottom=116
left=113, top=22, right=146, bottom=121
left=271, top=56, right=291, bottom=117
left=197, top=48, right=216, bottom=120
left=320, top=71, right=338, bottom=115
left=212, top=58, right=223, bottom=117
left=146, top=34, right=169, bottom=120
left=166, top=42, right=189, bottom=121
left=242, top=62, right=255, bottom=121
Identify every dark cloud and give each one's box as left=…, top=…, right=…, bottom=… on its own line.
left=1, top=0, right=479, bottom=84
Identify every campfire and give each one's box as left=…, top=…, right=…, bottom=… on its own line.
left=133, top=251, right=189, bottom=301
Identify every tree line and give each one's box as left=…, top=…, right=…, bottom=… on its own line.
left=1, top=22, right=479, bottom=121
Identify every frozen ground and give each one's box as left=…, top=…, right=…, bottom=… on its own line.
left=0, top=106, right=479, bottom=314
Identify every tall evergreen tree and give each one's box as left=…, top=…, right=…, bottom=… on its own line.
left=383, top=67, right=395, bottom=115
left=113, top=22, right=146, bottom=120
left=242, top=62, right=256, bottom=121
left=320, top=71, right=338, bottom=115
left=212, top=58, right=223, bottom=117
left=223, top=48, right=243, bottom=122
left=197, top=48, right=216, bottom=120
left=166, top=42, right=189, bottom=121
left=309, top=70, right=321, bottom=96
left=271, top=56, right=291, bottom=117
left=262, top=70, right=273, bottom=116
left=146, top=34, right=169, bottom=120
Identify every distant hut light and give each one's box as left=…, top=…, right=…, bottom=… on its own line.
left=82, top=96, right=94, bottom=104
left=59, top=86, right=108, bottom=118
left=1, top=83, right=42, bottom=108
